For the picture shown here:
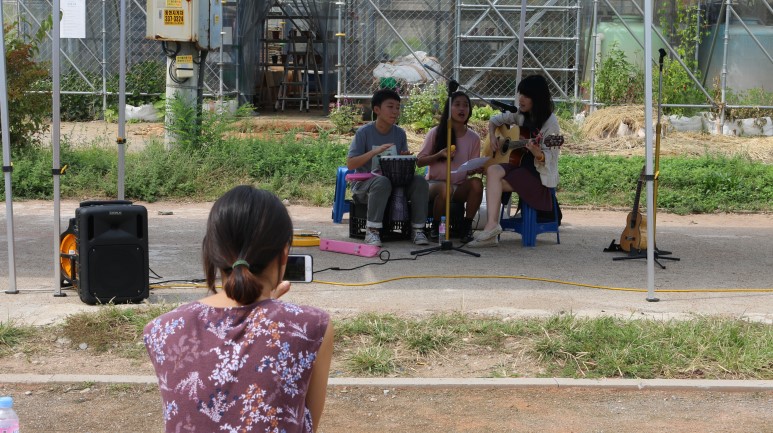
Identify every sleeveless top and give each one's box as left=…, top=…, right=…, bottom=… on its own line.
left=143, top=299, right=330, bottom=433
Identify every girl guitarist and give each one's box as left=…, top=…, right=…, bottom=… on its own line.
left=468, top=74, right=561, bottom=247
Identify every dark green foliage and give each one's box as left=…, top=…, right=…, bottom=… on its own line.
left=3, top=20, right=52, bottom=149
left=558, top=155, right=773, bottom=214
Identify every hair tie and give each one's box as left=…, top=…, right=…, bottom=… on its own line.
left=231, top=259, right=250, bottom=269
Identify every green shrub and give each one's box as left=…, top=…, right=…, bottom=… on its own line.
left=470, top=104, right=498, bottom=122
left=399, top=82, right=447, bottom=131
left=164, top=94, right=255, bottom=152
left=3, top=19, right=52, bottom=150
left=593, top=43, right=644, bottom=105
left=328, top=104, right=359, bottom=134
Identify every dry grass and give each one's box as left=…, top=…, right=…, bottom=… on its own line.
left=570, top=106, right=773, bottom=163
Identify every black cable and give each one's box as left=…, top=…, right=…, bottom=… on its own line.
left=150, top=278, right=206, bottom=286
left=313, top=249, right=433, bottom=274
left=148, top=267, right=163, bottom=280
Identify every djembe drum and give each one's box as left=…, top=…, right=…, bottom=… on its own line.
left=379, top=155, right=417, bottom=221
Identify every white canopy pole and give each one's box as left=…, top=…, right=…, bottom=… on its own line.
left=117, top=0, right=127, bottom=199
left=515, top=0, right=526, bottom=86
left=0, top=2, right=18, bottom=294
left=53, top=0, right=65, bottom=297
left=644, top=0, right=657, bottom=302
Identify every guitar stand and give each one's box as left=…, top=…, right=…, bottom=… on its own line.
left=611, top=246, right=680, bottom=269
left=411, top=239, right=480, bottom=258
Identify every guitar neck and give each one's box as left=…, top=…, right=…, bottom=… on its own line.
left=629, top=170, right=645, bottom=228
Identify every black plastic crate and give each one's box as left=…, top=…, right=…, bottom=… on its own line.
left=348, top=201, right=411, bottom=241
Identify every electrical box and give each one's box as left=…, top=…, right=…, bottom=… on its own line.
left=146, top=0, right=222, bottom=50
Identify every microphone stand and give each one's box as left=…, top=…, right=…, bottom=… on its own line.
left=412, top=81, right=479, bottom=257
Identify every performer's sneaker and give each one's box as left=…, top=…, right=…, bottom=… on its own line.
left=364, top=229, right=382, bottom=247
left=474, top=224, right=503, bottom=241
left=412, top=230, right=430, bottom=245
left=466, top=236, right=499, bottom=248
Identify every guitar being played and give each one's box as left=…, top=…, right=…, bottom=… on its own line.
left=482, top=124, right=564, bottom=169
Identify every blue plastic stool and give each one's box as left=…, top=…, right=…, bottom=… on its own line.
left=499, top=188, right=560, bottom=247
left=332, top=166, right=353, bottom=223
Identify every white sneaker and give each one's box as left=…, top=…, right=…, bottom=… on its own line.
left=466, top=236, right=499, bottom=248
left=412, top=230, right=430, bottom=245
left=364, top=229, right=382, bottom=247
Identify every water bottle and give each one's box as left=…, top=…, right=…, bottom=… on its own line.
left=0, top=396, right=19, bottom=433
left=438, top=216, right=446, bottom=244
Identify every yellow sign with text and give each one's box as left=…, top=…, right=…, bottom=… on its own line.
left=166, top=0, right=182, bottom=7
left=163, top=9, right=184, bottom=25
left=176, top=55, right=193, bottom=65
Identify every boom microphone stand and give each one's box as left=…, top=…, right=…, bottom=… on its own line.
left=411, top=80, right=479, bottom=257
left=614, top=48, right=680, bottom=268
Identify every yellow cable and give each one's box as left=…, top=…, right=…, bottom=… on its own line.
left=311, top=275, right=773, bottom=293
left=151, top=276, right=773, bottom=294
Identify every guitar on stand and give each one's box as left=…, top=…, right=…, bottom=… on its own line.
left=618, top=167, right=647, bottom=253
left=608, top=48, right=679, bottom=270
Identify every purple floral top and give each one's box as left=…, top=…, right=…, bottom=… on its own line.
left=143, top=299, right=330, bottom=433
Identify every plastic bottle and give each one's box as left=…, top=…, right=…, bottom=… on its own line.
left=438, top=216, right=446, bottom=244
left=0, top=396, right=19, bottom=433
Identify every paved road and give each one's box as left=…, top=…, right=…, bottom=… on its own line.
left=1, top=200, right=772, bottom=324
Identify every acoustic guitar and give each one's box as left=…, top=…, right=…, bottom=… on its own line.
left=482, top=124, right=564, bottom=169
left=619, top=167, right=648, bottom=253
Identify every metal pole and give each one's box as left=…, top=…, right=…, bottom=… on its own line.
left=572, top=0, right=581, bottom=115
left=117, top=0, right=126, bottom=200
left=644, top=0, right=657, bottom=302
left=515, top=0, right=526, bottom=87
left=719, top=0, right=731, bottom=132
left=219, top=31, right=225, bottom=106
left=0, top=0, right=18, bottom=294
left=102, top=0, right=107, bottom=116
left=336, top=1, right=343, bottom=103
left=52, top=0, right=64, bottom=297
left=589, top=0, right=598, bottom=112
left=454, top=0, right=460, bottom=81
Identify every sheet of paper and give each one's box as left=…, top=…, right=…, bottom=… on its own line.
left=451, top=157, right=490, bottom=174
left=60, top=0, right=86, bottom=39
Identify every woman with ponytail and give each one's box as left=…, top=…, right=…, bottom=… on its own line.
left=144, top=185, right=333, bottom=433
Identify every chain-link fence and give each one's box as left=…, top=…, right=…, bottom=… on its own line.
left=7, top=0, right=234, bottom=119
left=339, top=0, right=581, bottom=103
left=5, top=0, right=772, bottom=117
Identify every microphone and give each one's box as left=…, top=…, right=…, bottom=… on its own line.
left=448, top=80, right=459, bottom=94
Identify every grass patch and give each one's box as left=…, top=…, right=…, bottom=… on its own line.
left=558, top=154, right=773, bottom=213
left=1, top=130, right=770, bottom=213
left=0, top=321, right=35, bottom=354
left=60, top=304, right=174, bottom=357
left=6, top=309, right=772, bottom=379
left=335, top=313, right=773, bottom=378
left=347, top=345, right=397, bottom=375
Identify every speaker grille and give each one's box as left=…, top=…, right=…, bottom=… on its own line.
left=87, top=245, right=147, bottom=300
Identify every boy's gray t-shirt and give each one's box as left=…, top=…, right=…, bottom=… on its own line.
left=347, top=122, right=408, bottom=174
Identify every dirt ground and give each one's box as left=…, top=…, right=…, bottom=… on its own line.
left=3, top=383, right=772, bottom=433
left=5, top=115, right=771, bottom=432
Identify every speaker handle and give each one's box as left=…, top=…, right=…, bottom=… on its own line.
left=79, top=199, right=133, bottom=208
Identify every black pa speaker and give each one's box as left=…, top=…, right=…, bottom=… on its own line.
left=72, top=201, right=149, bottom=305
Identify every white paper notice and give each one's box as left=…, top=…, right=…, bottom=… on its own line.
left=451, top=157, right=490, bottom=174
left=60, top=0, right=86, bottom=39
